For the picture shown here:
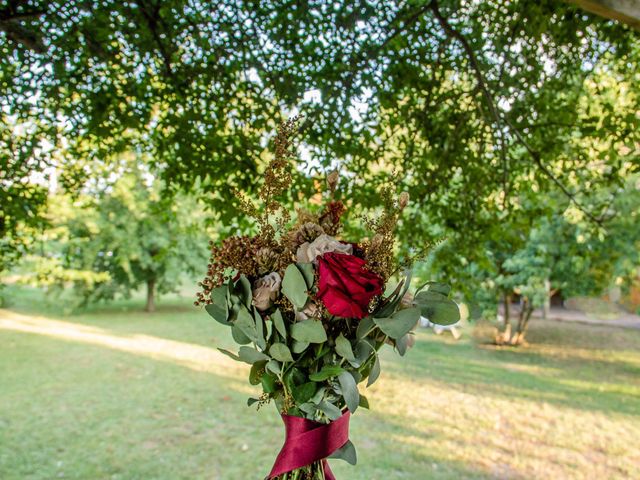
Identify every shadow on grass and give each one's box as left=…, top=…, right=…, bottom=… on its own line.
left=394, top=331, right=640, bottom=417
left=1, top=312, right=500, bottom=480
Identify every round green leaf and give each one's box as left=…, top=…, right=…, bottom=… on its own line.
left=269, top=343, right=294, bottom=362
left=291, top=319, right=327, bottom=343
left=282, top=264, right=308, bottom=309
left=373, top=307, right=421, bottom=339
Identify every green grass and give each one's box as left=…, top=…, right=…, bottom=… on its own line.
left=1, top=285, right=639, bottom=479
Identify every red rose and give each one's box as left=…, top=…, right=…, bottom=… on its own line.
left=317, top=252, right=384, bottom=319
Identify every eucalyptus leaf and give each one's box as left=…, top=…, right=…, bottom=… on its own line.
left=335, top=333, right=355, bottom=361
left=329, top=439, right=357, bottom=465
left=254, top=309, right=265, bottom=345
left=396, top=333, right=412, bottom=356
left=416, top=281, right=451, bottom=296
left=271, top=309, right=287, bottom=339
left=376, top=270, right=412, bottom=318
left=310, top=386, right=326, bottom=404
left=236, top=305, right=266, bottom=348
left=269, top=343, right=294, bottom=362
left=415, top=291, right=461, bottom=326
left=205, top=285, right=229, bottom=324
left=266, top=359, right=281, bottom=375
left=238, top=346, right=269, bottom=364
left=338, top=371, right=359, bottom=413
left=261, top=370, right=278, bottom=393
left=217, top=348, right=240, bottom=361
left=296, top=262, right=315, bottom=289
left=309, top=364, right=345, bottom=381
left=231, top=324, right=252, bottom=345
left=282, top=264, right=308, bottom=309
left=356, top=316, right=375, bottom=339
left=237, top=274, right=253, bottom=308
left=292, top=340, right=310, bottom=354
left=367, top=354, right=381, bottom=387
left=292, top=382, right=317, bottom=404
left=317, top=400, right=342, bottom=421
left=249, top=361, right=267, bottom=386
left=299, top=402, right=317, bottom=415
left=291, top=319, right=327, bottom=343
left=355, top=339, right=374, bottom=365
left=374, top=307, right=421, bottom=339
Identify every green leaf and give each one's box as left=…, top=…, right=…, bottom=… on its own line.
left=335, top=334, right=355, bottom=361
left=249, top=361, right=267, bottom=385
left=416, top=281, right=451, bottom=296
left=231, top=324, right=252, bottom=345
left=291, top=319, right=327, bottom=343
left=359, top=395, right=370, bottom=409
left=329, top=439, right=357, bottom=465
left=269, top=343, right=294, bottom=362
left=356, top=316, right=375, bottom=339
left=271, top=309, right=287, bottom=339
left=354, top=339, right=374, bottom=366
left=338, top=371, right=359, bottom=413
left=261, top=370, right=278, bottom=393
left=317, top=400, right=342, bottom=420
left=205, top=285, right=229, bottom=324
left=299, top=402, right=317, bottom=415
left=309, top=364, right=345, bottom=381
left=254, top=309, right=265, bottom=345
left=292, top=340, right=310, bottom=354
left=376, top=270, right=412, bottom=318
left=427, top=282, right=451, bottom=296
left=236, top=305, right=265, bottom=348
left=237, top=274, right=253, bottom=308
left=415, top=291, right=460, bottom=326
left=374, top=307, right=421, bottom=339
left=238, top=346, right=269, bottom=364
left=282, top=264, right=308, bottom=309
left=292, top=382, right=317, bottom=404
left=367, top=354, right=380, bottom=387
left=247, top=397, right=259, bottom=407
left=296, top=262, right=315, bottom=289
left=396, top=333, right=412, bottom=356
left=266, top=359, right=281, bottom=375
left=217, top=348, right=240, bottom=361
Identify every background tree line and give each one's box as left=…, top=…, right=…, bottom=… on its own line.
left=2, top=0, right=639, bottom=341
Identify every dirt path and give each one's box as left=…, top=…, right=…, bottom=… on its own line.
left=532, top=306, right=640, bottom=329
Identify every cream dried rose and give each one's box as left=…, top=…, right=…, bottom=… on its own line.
left=296, top=234, right=352, bottom=263
left=252, top=272, right=282, bottom=311
left=294, top=301, right=320, bottom=321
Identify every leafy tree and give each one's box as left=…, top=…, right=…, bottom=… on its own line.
left=34, top=165, right=209, bottom=311
left=2, top=0, right=638, bottom=237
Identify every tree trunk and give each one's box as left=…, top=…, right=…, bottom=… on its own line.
left=145, top=278, right=156, bottom=312
left=511, top=299, right=533, bottom=346
left=543, top=278, right=551, bottom=319
left=496, top=293, right=512, bottom=345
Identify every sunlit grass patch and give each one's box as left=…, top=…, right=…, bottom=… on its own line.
left=1, top=285, right=639, bottom=479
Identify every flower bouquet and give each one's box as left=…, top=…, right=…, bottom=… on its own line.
left=196, top=119, right=460, bottom=479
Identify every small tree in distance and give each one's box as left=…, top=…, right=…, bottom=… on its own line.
left=38, top=165, right=208, bottom=312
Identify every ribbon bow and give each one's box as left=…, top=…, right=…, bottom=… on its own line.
left=267, top=411, right=351, bottom=479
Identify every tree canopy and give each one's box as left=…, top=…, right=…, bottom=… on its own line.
left=2, top=0, right=639, bottom=304
left=25, top=162, right=209, bottom=311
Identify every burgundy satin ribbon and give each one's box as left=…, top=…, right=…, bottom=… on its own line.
left=267, top=411, right=350, bottom=479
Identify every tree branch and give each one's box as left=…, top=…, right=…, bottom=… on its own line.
left=429, top=0, right=604, bottom=225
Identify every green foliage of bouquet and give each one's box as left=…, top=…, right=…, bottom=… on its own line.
left=196, top=119, right=459, bottom=479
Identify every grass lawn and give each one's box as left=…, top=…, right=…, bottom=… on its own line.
left=1, top=285, right=639, bottom=479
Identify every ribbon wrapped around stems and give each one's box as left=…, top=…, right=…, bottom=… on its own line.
left=267, top=411, right=351, bottom=479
